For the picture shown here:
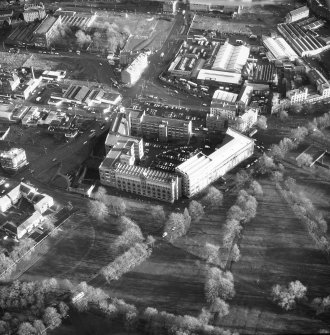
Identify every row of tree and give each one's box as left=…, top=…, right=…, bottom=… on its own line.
left=281, top=177, right=329, bottom=254
left=101, top=242, right=152, bottom=282
left=0, top=237, right=36, bottom=280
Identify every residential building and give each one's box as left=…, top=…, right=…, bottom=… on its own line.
left=0, top=148, right=28, bottom=173
left=130, top=111, right=192, bottom=141
left=33, top=15, right=62, bottom=47
left=176, top=128, right=254, bottom=197
left=0, top=178, right=21, bottom=212
left=207, top=107, right=258, bottom=133
left=286, top=87, right=308, bottom=104
left=212, top=42, right=250, bottom=73
left=121, top=53, right=148, bottom=87
left=285, top=6, right=309, bottom=23
left=16, top=211, right=44, bottom=239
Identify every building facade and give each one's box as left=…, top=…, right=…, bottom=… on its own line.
left=176, top=128, right=254, bottom=197
left=0, top=148, right=28, bottom=173
left=33, top=15, right=62, bottom=48
left=121, top=53, right=148, bottom=87
left=285, top=6, right=309, bottom=23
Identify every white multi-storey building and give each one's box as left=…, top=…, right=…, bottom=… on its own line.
left=285, top=6, right=309, bottom=23
left=286, top=87, right=308, bottom=104
left=176, top=128, right=254, bottom=197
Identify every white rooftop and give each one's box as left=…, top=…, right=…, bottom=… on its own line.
left=212, top=89, right=238, bottom=103
left=197, top=69, right=242, bottom=85
left=262, top=36, right=298, bottom=61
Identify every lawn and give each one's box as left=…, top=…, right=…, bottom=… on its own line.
left=218, top=178, right=330, bottom=334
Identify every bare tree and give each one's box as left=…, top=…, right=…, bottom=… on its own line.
left=88, top=200, right=109, bottom=222
left=150, top=205, right=166, bottom=224
left=256, top=115, right=267, bottom=130
left=271, top=281, right=307, bottom=311
left=204, top=243, right=219, bottom=264
left=93, top=186, right=108, bottom=202
left=279, top=110, right=288, bottom=121
left=248, top=180, right=263, bottom=197
left=296, top=153, right=313, bottom=167
left=290, top=126, right=308, bottom=143
left=188, top=200, right=204, bottom=222
left=210, top=297, right=229, bottom=319
left=231, top=244, right=241, bottom=262
left=202, top=186, right=223, bottom=208
left=43, top=307, right=62, bottom=330
left=17, top=322, right=37, bottom=335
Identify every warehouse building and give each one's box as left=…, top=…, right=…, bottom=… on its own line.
left=33, top=15, right=61, bottom=48
left=212, top=42, right=250, bottom=73
left=197, top=69, right=242, bottom=86
left=278, top=22, right=330, bottom=56
left=262, top=36, right=298, bottom=61
left=285, top=6, right=309, bottom=23
left=176, top=128, right=254, bottom=197
left=121, top=53, right=148, bottom=87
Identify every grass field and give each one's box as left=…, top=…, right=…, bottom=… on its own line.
left=0, top=51, right=30, bottom=70
left=218, top=178, right=330, bottom=334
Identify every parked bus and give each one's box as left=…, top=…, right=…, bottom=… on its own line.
left=249, top=129, right=258, bottom=137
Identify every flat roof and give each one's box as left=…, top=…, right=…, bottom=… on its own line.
left=34, top=15, right=58, bottom=35
left=142, top=114, right=190, bottom=128
left=197, top=69, right=242, bottom=85
left=176, top=128, right=253, bottom=178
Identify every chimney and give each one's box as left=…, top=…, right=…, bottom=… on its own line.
left=31, top=67, right=35, bottom=79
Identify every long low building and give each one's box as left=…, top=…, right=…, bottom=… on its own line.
left=197, top=69, right=242, bottom=86
left=121, top=53, right=148, bottom=87
left=262, top=36, right=298, bottom=61
left=176, top=128, right=254, bottom=197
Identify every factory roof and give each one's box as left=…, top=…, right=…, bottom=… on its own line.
left=212, top=42, right=250, bottom=73
left=289, top=5, right=309, bottom=17
left=197, top=69, right=242, bottom=85
left=262, top=36, right=298, bottom=60
left=212, top=89, right=238, bottom=103
left=176, top=128, right=253, bottom=178
left=34, top=15, right=58, bottom=35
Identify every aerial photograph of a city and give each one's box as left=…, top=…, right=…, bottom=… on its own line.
left=0, top=0, right=330, bottom=333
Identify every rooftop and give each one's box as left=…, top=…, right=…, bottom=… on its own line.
left=197, top=69, right=242, bottom=85
left=34, top=15, right=58, bottom=35
left=0, top=177, right=20, bottom=197
left=212, top=89, right=238, bottom=103
left=176, top=128, right=253, bottom=178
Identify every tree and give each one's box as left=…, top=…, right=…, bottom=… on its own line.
left=33, top=320, right=46, bottom=334
left=284, top=177, right=296, bottom=191
left=231, top=244, right=240, bottom=262
left=210, top=297, right=229, bottom=319
left=248, top=180, right=263, bottom=197
left=93, top=186, right=108, bottom=202
left=296, top=153, right=313, bottom=167
left=227, top=205, right=245, bottom=222
left=257, top=154, right=276, bottom=174
left=88, top=200, right=109, bottom=222
left=272, top=171, right=283, bottom=183
left=311, top=296, right=330, bottom=315
left=256, top=115, right=267, bottom=130
left=58, top=301, right=69, bottom=318
left=43, top=307, right=62, bottom=330
left=235, top=170, right=251, bottom=188
left=204, top=243, right=219, bottom=264
left=205, top=267, right=235, bottom=303
left=111, top=198, right=126, bottom=217
left=0, top=253, right=16, bottom=277
left=271, top=281, right=307, bottom=310
left=188, top=200, right=204, bottom=222
left=202, top=186, right=223, bottom=208
left=146, top=235, right=156, bottom=247
left=290, top=126, right=308, bottom=143
left=279, top=110, right=289, bottom=121
left=270, top=144, right=285, bottom=160
left=18, top=322, right=37, bottom=335
left=150, top=205, right=166, bottom=224
left=10, top=238, right=35, bottom=262
left=0, top=321, right=8, bottom=335
left=198, top=308, right=211, bottom=324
